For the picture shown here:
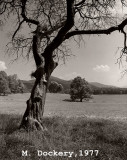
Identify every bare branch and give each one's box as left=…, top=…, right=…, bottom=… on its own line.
left=12, top=20, right=25, bottom=40
left=21, top=0, right=39, bottom=25
left=75, top=0, right=86, bottom=7
left=64, top=18, right=127, bottom=40
left=121, top=27, right=127, bottom=51
left=1, top=0, right=127, bottom=67
left=43, top=0, right=75, bottom=57
left=32, top=21, right=66, bottom=39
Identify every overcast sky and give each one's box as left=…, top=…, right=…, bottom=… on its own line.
left=0, top=4, right=127, bottom=87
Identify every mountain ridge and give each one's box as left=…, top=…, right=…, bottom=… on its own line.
left=89, top=82, right=118, bottom=88
left=21, top=76, right=118, bottom=92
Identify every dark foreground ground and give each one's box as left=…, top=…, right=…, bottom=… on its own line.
left=0, top=114, right=127, bottom=160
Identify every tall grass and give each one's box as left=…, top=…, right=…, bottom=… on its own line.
left=0, top=114, right=127, bottom=160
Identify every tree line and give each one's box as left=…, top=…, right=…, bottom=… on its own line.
left=1, top=71, right=127, bottom=96
left=0, top=71, right=64, bottom=95
left=0, top=71, right=25, bottom=95
left=93, top=87, right=127, bottom=95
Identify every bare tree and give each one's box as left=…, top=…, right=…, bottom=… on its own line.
left=1, top=0, right=127, bottom=130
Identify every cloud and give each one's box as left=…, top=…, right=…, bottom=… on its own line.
left=59, top=72, right=81, bottom=80
left=93, top=65, right=110, bottom=72
left=0, top=61, right=7, bottom=71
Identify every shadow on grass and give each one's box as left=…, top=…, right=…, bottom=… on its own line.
left=63, top=99, right=91, bottom=102
left=63, top=99, right=84, bottom=102
left=63, top=99, right=73, bottom=102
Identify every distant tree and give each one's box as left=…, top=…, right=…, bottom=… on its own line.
left=8, top=74, right=20, bottom=93
left=0, top=75, right=10, bottom=96
left=57, top=84, right=64, bottom=93
left=17, top=80, right=25, bottom=93
left=70, top=76, right=92, bottom=102
left=48, top=81, right=59, bottom=93
left=8, top=75, right=16, bottom=93
left=0, top=71, right=26, bottom=94
left=0, top=71, right=8, bottom=80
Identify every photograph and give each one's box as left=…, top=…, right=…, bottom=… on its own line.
left=1, top=0, right=127, bottom=159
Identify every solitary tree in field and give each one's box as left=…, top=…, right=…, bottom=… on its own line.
left=70, top=76, right=92, bottom=102
left=1, top=0, right=127, bottom=130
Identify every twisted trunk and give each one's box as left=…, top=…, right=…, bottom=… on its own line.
left=20, top=55, right=55, bottom=131
left=20, top=79, right=48, bottom=131
left=20, top=25, right=56, bottom=131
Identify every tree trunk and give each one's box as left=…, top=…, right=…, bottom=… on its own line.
left=20, top=78, right=48, bottom=131
left=80, top=98, right=83, bottom=102
left=20, top=25, right=57, bottom=131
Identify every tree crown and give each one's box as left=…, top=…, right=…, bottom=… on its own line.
left=1, top=0, right=127, bottom=64
left=70, top=76, right=92, bottom=101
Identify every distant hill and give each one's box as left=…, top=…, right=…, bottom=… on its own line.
left=49, top=76, right=71, bottom=91
left=89, top=82, right=117, bottom=88
left=22, top=76, right=71, bottom=92
left=22, top=76, right=117, bottom=93
left=22, top=80, right=34, bottom=92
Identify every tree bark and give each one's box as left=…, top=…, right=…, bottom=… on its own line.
left=20, top=57, right=56, bottom=130
left=20, top=80, right=47, bottom=131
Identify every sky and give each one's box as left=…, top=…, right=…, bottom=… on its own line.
left=0, top=4, right=127, bottom=87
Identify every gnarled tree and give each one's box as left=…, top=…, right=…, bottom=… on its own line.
left=1, top=0, right=127, bottom=130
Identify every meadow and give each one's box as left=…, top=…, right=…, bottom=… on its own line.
left=1, top=93, right=127, bottom=119
left=1, top=93, right=127, bottom=160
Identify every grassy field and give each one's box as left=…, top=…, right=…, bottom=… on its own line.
left=1, top=93, right=127, bottom=160
left=1, top=93, right=127, bottom=119
left=1, top=114, right=127, bottom=160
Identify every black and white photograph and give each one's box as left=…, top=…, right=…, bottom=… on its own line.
left=1, top=0, right=127, bottom=159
